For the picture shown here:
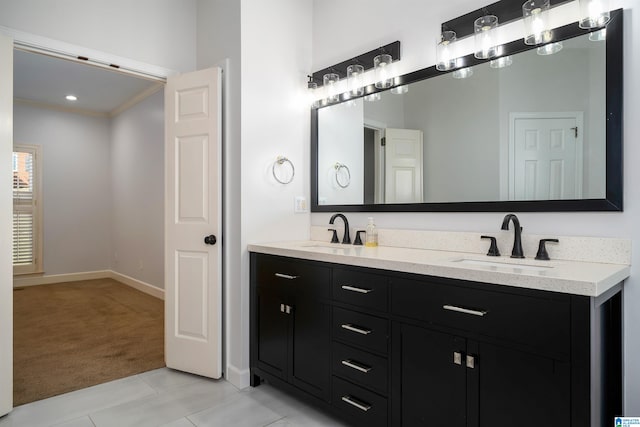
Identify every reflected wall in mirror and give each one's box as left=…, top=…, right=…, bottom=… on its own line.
left=312, top=10, right=622, bottom=212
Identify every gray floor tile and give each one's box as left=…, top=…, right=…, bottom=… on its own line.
left=270, top=409, right=349, bottom=427
left=241, top=384, right=305, bottom=418
left=90, top=376, right=238, bottom=427
left=159, top=418, right=197, bottom=427
left=188, top=393, right=282, bottom=427
left=0, top=369, right=349, bottom=427
left=0, top=376, right=156, bottom=427
left=51, top=416, right=96, bottom=427
left=138, top=368, right=207, bottom=393
left=242, top=384, right=347, bottom=427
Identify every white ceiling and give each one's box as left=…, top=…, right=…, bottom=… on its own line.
left=13, top=50, right=160, bottom=115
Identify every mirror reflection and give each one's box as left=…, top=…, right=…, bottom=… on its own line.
left=317, top=31, right=606, bottom=206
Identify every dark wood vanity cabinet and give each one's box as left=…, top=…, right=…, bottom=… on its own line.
left=251, top=253, right=332, bottom=402
left=391, top=276, right=573, bottom=427
left=250, top=253, right=622, bottom=427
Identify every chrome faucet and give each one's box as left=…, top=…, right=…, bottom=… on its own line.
left=329, top=213, right=351, bottom=244
left=501, top=214, right=524, bottom=258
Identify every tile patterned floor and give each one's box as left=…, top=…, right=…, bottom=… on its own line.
left=0, top=368, right=349, bottom=427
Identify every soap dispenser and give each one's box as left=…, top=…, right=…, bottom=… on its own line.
left=365, top=217, right=378, bottom=247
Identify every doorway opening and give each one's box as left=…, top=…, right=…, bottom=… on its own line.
left=12, top=48, right=166, bottom=406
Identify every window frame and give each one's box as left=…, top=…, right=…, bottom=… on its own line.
left=12, top=143, right=43, bottom=275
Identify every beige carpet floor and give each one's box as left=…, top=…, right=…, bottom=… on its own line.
left=13, top=278, right=165, bottom=406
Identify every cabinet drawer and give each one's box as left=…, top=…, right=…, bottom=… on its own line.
left=391, top=277, right=571, bottom=359
left=255, top=254, right=330, bottom=299
left=333, top=268, right=388, bottom=312
left=332, top=376, right=387, bottom=427
left=333, top=307, right=388, bottom=354
left=332, top=341, right=388, bottom=395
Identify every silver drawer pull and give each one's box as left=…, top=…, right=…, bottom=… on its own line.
left=341, top=285, right=373, bottom=294
left=275, top=273, right=299, bottom=280
left=341, top=359, right=372, bottom=373
left=443, top=304, right=487, bottom=317
left=341, top=323, right=372, bottom=335
left=341, top=395, right=372, bottom=412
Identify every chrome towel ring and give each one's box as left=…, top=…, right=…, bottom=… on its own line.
left=272, top=156, right=295, bottom=184
left=334, top=162, right=351, bottom=188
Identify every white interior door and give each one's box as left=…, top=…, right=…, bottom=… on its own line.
left=384, top=128, right=424, bottom=203
left=511, top=113, right=583, bottom=200
left=165, top=67, right=222, bottom=379
left=0, top=32, right=14, bottom=416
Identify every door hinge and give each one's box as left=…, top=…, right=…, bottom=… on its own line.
left=571, top=127, right=578, bottom=138
left=381, top=137, right=386, bottom=147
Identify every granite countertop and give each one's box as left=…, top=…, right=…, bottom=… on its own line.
left=248, top=240, right=630, bottom=297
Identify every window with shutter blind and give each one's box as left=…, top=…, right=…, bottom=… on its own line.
left=13, top=144, right=42, bottom=275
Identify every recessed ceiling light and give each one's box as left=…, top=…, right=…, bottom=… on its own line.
left=65, top=95, right=77, bottom=101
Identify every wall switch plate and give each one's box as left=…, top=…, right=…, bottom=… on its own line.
left=294, top=196, right=308, bottom=213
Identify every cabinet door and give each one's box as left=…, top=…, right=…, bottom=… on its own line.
left=398, top=324, right=467, bottom=427
left=256, top=288, right=289, bottom=380
left=290, top=296, right=331, bottom=401
left=477, top=342, right=570, bottom=427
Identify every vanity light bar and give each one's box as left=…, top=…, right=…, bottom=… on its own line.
left=310, top=41, right=401, bottom=88
left=441, top=0, right=571, bottom=39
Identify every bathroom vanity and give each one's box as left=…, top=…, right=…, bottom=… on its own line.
left=249, top=239, right=628, bottom=427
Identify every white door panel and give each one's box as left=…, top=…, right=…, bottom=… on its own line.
left=510, top=113, right=583, bottom=201
left=165, top=68, right=222, bottom=379
left=384, top=128, right=423, bottom=203
left=0, top=32, right=14, bottom=416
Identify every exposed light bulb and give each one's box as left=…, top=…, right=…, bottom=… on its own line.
left=323, top=73, right=340, bottom=103
left=436, top=31, right=458, bottom=71
left=578, top=0, right=610, bottom=29
left=374, top=54, right=394, bottom=89
left=474, top=15, right=500, bottom=59
left=347, top=64, right=365, bottom=97
left=65, top=95, right=77, bottom=101
left=523, top=0, right=552, bottom=45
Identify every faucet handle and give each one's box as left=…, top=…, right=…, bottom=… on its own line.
left=328, top=228, right=340, bottom=244
left=480, top=235, right=501, bottom=257
left=535, top=239, right=559, bottom=261
left=353, top=230, right=365, bottom=246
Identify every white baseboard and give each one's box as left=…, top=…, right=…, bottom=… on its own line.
left=109, top=271, right=164, bottom=300
left=13, top=270, right=112, bottom=287
left=225, top=364, right=250, bottom=389
left=13, top=269, right=164, bottom=300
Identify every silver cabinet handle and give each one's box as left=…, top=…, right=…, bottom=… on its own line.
left=341, top=359, right=372, bottom=373
left=341, top=285, right=373, bottom=294
left=466, top=355, right=476, bottom=369
left=453, top=351, right=462, bottom=365
left=341, top=323, right=372, bottom=335
left=443, top=304, right=487, bottom=317
left=341, top=395, right=371, bottom=412
left=275, top=273, right=298, bottom=280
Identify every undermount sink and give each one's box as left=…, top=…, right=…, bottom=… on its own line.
left=453, top=258, right=553, bottom=272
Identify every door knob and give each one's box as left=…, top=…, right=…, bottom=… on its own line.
left=204, top=234, right=217, bottom=245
